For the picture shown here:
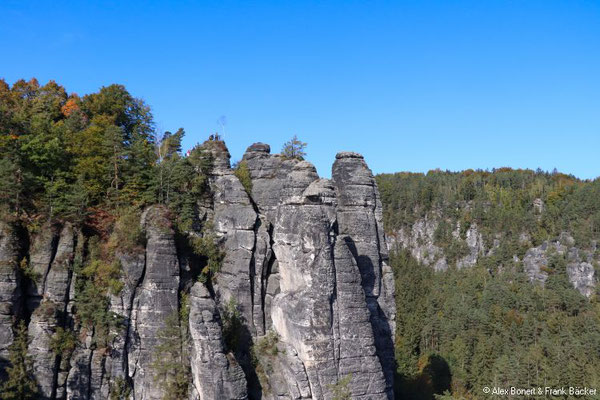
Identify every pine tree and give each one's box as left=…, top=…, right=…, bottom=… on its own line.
left=151, top=311, right=190, bottom=400
left=281, top=135, right=307, bottom=160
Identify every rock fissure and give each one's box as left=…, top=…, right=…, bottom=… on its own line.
left=0, top=141, right=396, bottom=400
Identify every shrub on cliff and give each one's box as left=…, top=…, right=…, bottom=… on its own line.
left=151, top=310, right=190, bottom=400
left=234, top=160, right=253, bottom=196
left=0, top=321, right=38, bottom=400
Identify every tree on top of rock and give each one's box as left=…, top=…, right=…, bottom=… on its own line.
left=281, top=135, right=307, bottom=160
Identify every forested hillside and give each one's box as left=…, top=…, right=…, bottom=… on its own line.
left=0, top=78, right=207, bottom=226
left=377, top=169, right=600, bottom=256
left=376, top=170, right=600, bottom=399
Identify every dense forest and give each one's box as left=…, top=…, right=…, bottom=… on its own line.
left=0, top=78, right=212, bottom=228
left=376, top=171, right=600, bottom=399
left=377, top=169, right=600, bottom=257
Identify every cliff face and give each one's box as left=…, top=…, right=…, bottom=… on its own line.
left=0, top=142, right=395, bottom=400
left=388, top=214, right=598, bottom=297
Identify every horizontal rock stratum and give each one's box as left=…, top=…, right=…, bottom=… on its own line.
left=0, top=141, right=396, bottom=400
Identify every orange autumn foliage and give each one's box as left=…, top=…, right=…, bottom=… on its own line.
left=61, top=97, right=80, bottom=117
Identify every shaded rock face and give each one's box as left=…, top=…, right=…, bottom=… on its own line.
left=128, top=207, right=180, bottom=400
left=389, top=213, right=598, bottom=297
left=28, top=223, right=76, bottom=399
left=0, top=221, right=23, bottom=380
left=189, top=282, right=248, bottom=400
left=0, top=141, right=395, bottom=400
left=332, top=153, right=396, bottom=397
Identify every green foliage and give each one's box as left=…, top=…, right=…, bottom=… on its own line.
left=18, top=257, right=39, bottom=282
left=433, top=220, right=469, bottom=265
left=234, top=160, right=253, bottom=195
left=191, top=229, right=225, bottom=283
left=156, top=129, right=185, bottom=204
left=160, top=140, right=212, bottom=233
left=391, top=249, right=600, bottom=399
left=50, top=327, right=77, bottom=358
left=254, top=330, right=279, bottom=357
left=81, top=258, right=124, bottom=296
left=179, top=292, right=190, bottom=326
left=0, top=79, right=160, bottom=220
left=0, top=77, right=217, bottom=246
left=377, top=169, right=600, bottom=252
left=251, top=330, right=280, bottom=395
left=73, top=237, right=123, bottom=348
left=108, top=207, right=145, bottom=254
left=221, top=298, right=243, bottom=353
left=109, top=377, right=131, bottom=400
left=434, top=391, right=466, bottom=400
left=151, top=310, right=190, bottom=400
left=0, top=321, right=38, bottom=400
left=379, top=168, right=600, bottom=399
left=328, top=374, right=352, bottom=400
left=281, top=134, right=307, bottom=160
left=74, top=279, right=121, bottom=347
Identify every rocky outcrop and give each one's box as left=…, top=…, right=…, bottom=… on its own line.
left=332, top=238, right=388, bottom=398
left=189, top=282, right=248, bottom=400
left=26, top=223, right=75, bottom=399
left=238, top=145, right=394, bottom=399
left=206, top=143, right=258, bottom=336
left=389, top=213, right=598, bottom=297
left=127, top=206, right=180, bottom=400
left=270, top=175, right=339, bottom=399
left=102, top=251, right=146, bottom=397
left=522, top=234, right=597, bottom=296
left=387, top=216, right=448, bottom=271
left=332, top=152, right=396, bottom=397
left=0, top=141, right=396, bottom=400
left=0, top=221, right=22, bottom=380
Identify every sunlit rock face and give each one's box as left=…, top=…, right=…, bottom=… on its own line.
left=0, top=141, right=396, bottom=400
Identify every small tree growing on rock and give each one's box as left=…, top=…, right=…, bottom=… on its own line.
left=0, top=321, right=38, bottom=400
left=281, top=135, right=307, bottom=160
left=328, top=374, right=352, bottom=400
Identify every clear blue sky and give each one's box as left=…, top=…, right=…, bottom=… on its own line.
left=1, top=0, right=599, bottom=179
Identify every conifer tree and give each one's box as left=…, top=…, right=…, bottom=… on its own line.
left=281, top=135, right=307, bottom=160
left=0, top=321, right=38, bottom=400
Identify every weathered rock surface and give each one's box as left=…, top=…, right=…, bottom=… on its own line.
left=128, top=206, right=180, bottom=400
left=522, top=234, right=597, bottom=296
left=207, top=143, right=258, bottom=335
left=27, top=223, right=75, bottom=399
left=389, top=212, right=598, bottom=297
left=0, top=141, right=396, bottom=400
left=0, top=221, right=22, bottom=380
left=332, top=238, right=388, bottom=399
left=189, top=282, right=248, bottom=400
left=387, top=216, right=448, bottom=271
left=332, top=152, right=396, bottom=397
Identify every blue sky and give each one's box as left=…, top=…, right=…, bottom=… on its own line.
left=1, top=0, right=599, bottom=179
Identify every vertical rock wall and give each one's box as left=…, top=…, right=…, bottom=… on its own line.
left=332, top=152, right=396, bottom=396
left=0, top=141, right=396, bottom=400
left=0, top=221, right=23, bottom=381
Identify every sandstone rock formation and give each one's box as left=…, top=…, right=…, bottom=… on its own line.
left=389, top=214, right=598, bottom=297
left=0, top=141, right=396, bottom=400
left=0, top=221, right=23, bottom=381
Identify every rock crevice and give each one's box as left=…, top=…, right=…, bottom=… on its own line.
left=0, top=141, right=396, bottom=400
